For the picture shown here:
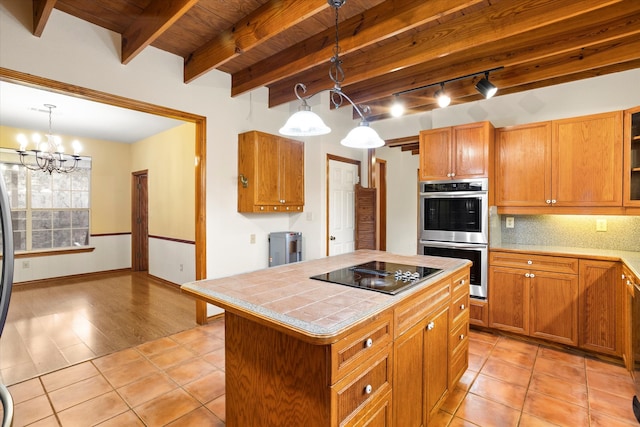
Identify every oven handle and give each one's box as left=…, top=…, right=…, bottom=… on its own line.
left=420, top=191, right=487, bottom=198
left=419, top=240, right=487, bottom=249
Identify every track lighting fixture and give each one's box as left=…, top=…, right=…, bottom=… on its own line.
left=435, top=83, right=451, bottom=108
left=475, top=72, right=498, bottom=99
left=390, top=66, right=503, bottom=116
left=390, top=95, right=405, bottom=117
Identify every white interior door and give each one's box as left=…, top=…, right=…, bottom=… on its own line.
left=328, top=159, right=358, bottom=256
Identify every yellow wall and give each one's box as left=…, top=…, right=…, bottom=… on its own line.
left=0, top=125, right=131, bottom=234
left=131, top=123, right=195, bottom=241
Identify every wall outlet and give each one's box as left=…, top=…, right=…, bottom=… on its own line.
left=22, top=260, right=30, bottom=269
left=306, top=212, right=313, bottom=221
left=596, top=219, right=607, bottom=232
left=505, top=217, right=515, bottom=228
left=250, top=234, right=256, bottom=244
left=179, top=264, right=183, bottom=272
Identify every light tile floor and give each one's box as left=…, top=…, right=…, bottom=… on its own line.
left=3, top=321, right=639, bottom=426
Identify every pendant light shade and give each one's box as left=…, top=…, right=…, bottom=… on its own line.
left=340, top=122, right=385, bottom=149
left=279, top=104, right=331, bottom=136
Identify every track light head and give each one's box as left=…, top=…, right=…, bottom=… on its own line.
left=435, top=83, right=451, bottom=108
left=390, top=95, right=404, bottom=117
left=475, top=73, right=498, bottom=99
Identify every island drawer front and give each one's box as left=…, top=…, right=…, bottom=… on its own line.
left=331, top=311, right=393, bottom=382
left=343, top=389, right=392, bottom=427
left=451, top=291, right=469, bottom=328
left=490, top=252, right=578, bottom=274
left=332, top=346, right=392, bottom=426
left=394, top=278, right=451, bottom=337
left=452, top=269, right=470, bottom=297
left=450, top=312, right=469, bottom=355
left=449, top=340, right=469, bottom=389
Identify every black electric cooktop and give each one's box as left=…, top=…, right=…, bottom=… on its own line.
left=310, top=260, right=443, bottom=295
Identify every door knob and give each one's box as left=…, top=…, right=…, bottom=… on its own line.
left=330, top=236, right=336, bottom=241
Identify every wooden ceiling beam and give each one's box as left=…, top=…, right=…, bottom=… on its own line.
left=32, top=0, right=56, bottom=37
left=231, top=0, right=483, bottom=97
left=267, top=0, right=623, bottom=107
left=184, top=0, right=329, bottom=84
left=385, top=135, right=419, bottom=147
left=364, top=42, right=640, bottom=122
left=343, top=2, right=640, bottom=110
left=121, top=0, right=199, bottom=65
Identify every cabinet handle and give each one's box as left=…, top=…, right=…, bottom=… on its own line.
left=451, top=172, right=456, bottom=177
left=551, top=199, right=557, bottom=204
left=622, top=274, right=627, bottom=280
left=459, top=334, right=465, bottom=340
left=364, top=384, right=373, bottom=395
left=427, top=321, right=435, bottom=330
left=530, top=273, right=535, bottom=278
left=460, top=304, right=465, bottom=310
left=364, top=338, right=373, bottom=348
left=546, top=200, right=551, bottom=204
left=525, top=273, right=530, bottom=278
left=527, top=260, right=533, bottom=265
left=459, top=279, right=466, bottom=286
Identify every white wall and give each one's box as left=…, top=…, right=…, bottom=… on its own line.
left=2, top=0, right=639, bottom=283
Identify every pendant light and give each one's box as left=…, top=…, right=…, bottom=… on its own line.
left=279, top=0, right=384, bottom=149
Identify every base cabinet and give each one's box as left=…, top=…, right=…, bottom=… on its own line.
left=394, top=305, right=449, bottom=426
left=489, top=252, right=579, bottom=346
left=579, top=260, right=622, bottom=356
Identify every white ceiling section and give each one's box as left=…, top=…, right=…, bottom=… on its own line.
left=0, top=81, right=185, bottom=144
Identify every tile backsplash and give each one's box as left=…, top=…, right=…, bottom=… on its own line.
left=492, top=214, right=640, bottom=252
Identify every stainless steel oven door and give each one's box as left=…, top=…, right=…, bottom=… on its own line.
left=418, top=240, right=487, bottom=299
left=419, top=191, right=488, bottom=244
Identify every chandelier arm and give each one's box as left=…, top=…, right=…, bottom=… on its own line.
left=334, top=90, right=368, bottom=121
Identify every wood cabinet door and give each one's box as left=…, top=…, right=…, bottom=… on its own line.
left=488, top=266, right=529, bottom=334
left=253, top=132, right=281, bottom=206
left=393, top=321, right=426, bottom=427
left=579, top=260, right=622, bottom=356
left=279, top=138, right=304, bottom=205
left=495, top=122, right=551, bottom=206
left=529, top=270, right=578, bottom=346
left=425, top=306, right=449, bottom=421
left=452, top=122, right=492, bottom=179
left=552, top=111, right=623, bottom=206
left=419, top=127, right=451, bottom=181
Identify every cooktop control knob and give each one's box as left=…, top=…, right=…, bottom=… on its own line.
left=394, top=270, right=421, bottom=282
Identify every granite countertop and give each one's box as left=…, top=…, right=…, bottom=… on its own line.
left=181, top=249, right=470, bottom=344
left=490, top=243, right=640, bottom=278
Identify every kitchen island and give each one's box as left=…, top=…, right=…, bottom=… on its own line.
left=181, top=249, right=471, bottom=426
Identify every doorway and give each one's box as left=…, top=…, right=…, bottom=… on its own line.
left=327, top=155, right=361, bottom=256
left=132, top=170, right=149, bottom=271
left=0, top=68, right=209, bottom=323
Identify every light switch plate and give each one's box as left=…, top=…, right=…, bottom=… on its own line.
left=506, top=217, right=515, bottom=228
left=596, top=219, right=607, bottom=232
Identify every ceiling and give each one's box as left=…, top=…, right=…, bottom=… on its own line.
left=10, top=0, right=640, bottom=148
left=0, top=81, right=184, bottom=143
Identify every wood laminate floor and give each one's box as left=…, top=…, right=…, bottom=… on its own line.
left=1, top=271, right=638, bottom=426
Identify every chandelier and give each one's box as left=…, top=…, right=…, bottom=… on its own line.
left=279, top=0, right=384, bottom=149
left=16, top=104, right=82, bottom=174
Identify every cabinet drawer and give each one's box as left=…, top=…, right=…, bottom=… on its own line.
left=332, top=347, right=392, bottom=426
left=450, top=311, right=469, bottom=355
left=344, top=390, right=392, bottom=427
left=395, top=278, right=450, bottom=337
left=451, top=292, right=469, bottom=328
left=449, top=341, right=469, bottom=389
left=332, top=311, right=393, bottom=382
left=452, top=269, right=470, bottom=296
left=490, top=251, right=578, bottom=274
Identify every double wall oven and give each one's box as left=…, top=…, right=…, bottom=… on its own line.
left=418, top=178, right=488, bottom=299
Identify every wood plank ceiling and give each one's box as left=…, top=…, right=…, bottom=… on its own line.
left=31, top=0, right=640, bottom=152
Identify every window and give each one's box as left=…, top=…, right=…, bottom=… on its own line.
left=0, top=150, right=91, bottom=252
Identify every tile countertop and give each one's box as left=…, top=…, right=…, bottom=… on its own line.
left=490, top=244, right=640, bottom=278
left=181, top=249, right=470, bottom=344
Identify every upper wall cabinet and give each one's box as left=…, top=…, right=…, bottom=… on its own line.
left=238, top=131, right=304, bottom=213
left=419, top=121, right=494, bottom=181
left=624, top=106, right=640, bottom=207
left=495, top=111, right=623, bottom=212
